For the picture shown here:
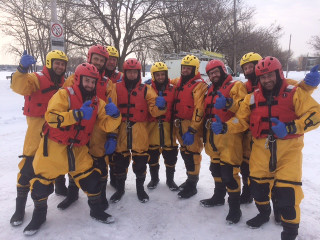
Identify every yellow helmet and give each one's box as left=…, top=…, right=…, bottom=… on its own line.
left=46, top=50, right=68, bottom=69
left=181, top=55, right=200, bottom=75
left=106, top=46, right=119, bottom=58
left=151, top=62, right=168, bottom=81
left=240, top=52, right=262, bottom=67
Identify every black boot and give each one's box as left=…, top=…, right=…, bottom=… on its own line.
left=10, top=186, right=29, bottom=226
left=281, top=223, right=299, bottom=240
left=100, top=181, right=109, bottom=210
left=226, top=195, right=242, bottom=224
left=178, top=174, right=198, bottom=199
left=246, top=203, right=271, bottom=228
left=54, top=175, right=68, bottom=196
left=200, top=182, right=226, bottom=207
left=147, top=164, right=160, bottom=189
left=88, top=195, right=115, bottom=224
left=240, top=184, right=253, bottom=204
left=110, top=174, right=126, bottom=203
left=136, top=175, right=149, bottom=203
left=23, top=199, right=47, bottom=236
left=166, top=167, right=179, bottom=191
left=57, top=178, right=79, bottom=210
left=178, top=180, right=187, bottom=191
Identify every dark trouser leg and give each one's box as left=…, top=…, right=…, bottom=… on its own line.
left=132, top=153, right=149, bottom=203
left=221, top=164, right=241, bottom=224
left=200, top=162, right=226, bottom=207
left=23, top=178, right=54, bottom=235
left=147, top=149, right=160, bottom=189
left=10, top=186, right=30, bottom=226
left=93, top=155, right=109, bottom=210
left=240, top=161, right=253, bottom=204
left=110, top=152, right=130, bottom=203
left=57, top=176, right=79, bottom=210
left=54, top=175, right=68, bottom=196
left=163, top=147, right=179, bottom=191
left=281, top=222, right=299, bottom=240
left=246, top=179, right=271, bottom=228
left=108, top=153, right=116, bottom=189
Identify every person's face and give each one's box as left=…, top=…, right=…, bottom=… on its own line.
left=207, top=67, right=221, bottom=83
left=82, top=76, right=97, bottom=92
left=259, top=71, right=277, bottom=91
left=106, top=56, right=118, bottom=71
left=125, top=69, right=139, bottom=81
left=52, top=60, right=66, bottom=75
left=90, top=53, right=106, bottom=70
left=181, top=65, right=193, bottom=77
left=242, top=62, right=255, bottom=76
left=154, top=71, right=166, bottom=84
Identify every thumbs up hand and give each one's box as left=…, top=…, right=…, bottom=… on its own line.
left=17, top=50, right=36, bottom=73
left=211, top=115, right=227, bottom=134
left=270, top=118, right=287, bottom=138
left=155, top=91, right=166, bottom=109
left=304, top=65, right=320, bottom=87
left=105, top=97, right=120, bottom=118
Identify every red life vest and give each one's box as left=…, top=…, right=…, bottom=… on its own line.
left=245, top=80, right=258, bottom=94
left=116, top=79, right=148, bottom=122
left=96, top=74, right=108, bottom=102
left=249, top=80, right=302, bottom=139
left=173, top=73, right=204, bottom=120
left=23, top=67, right=64, bottom=117
left=108, top=70, right=122, bottom=83
left=204, top=75, right=237, bottom=122
left=44, top=86, right=99, bottom=147
left=147, top=80, right=175, bottom=122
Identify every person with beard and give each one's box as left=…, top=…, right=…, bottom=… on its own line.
left=105, top=46, right=123, bottom=83
left=58, top=44, right=118, bottom=211
left=200, top=59, right=247, bottom=224
left=22, top=63, right=121, bottom=235
left=212, top=56, right=320, bottom=240
left=239, top=52, right=320, bottom=219
left=145, top=62, right=179, bottom=191
left=104, top=45, right=123, bottom=188
left=10, top=50, right=68, bottom=227
left=110, top=58, right=166, bottom=203
left=171, top=55, right=207, bottom=199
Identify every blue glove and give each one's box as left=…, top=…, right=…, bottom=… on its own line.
left=182, top=130, right=194, bottom=146
left=211, top=115, right=224, bottom=134
left=304, top=65, right=320, bottom=87
left=270, top=118, right=287, bottom=138
left=74, top=100, right=93, bottom=121
left=214, top=91, right=227, bottom=109
left=17, top=50, right=36, bottom=73
left=105, top=97, right=120, bottom=118
left=104, top=134, right=117, bottom=155
left=155, top=91, right=166, bottom=109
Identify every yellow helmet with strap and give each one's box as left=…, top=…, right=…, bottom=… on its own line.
left=151, top=62, right=168, bottom=81
left=46, top=50, right=68, bottom=69
left=106, top=46, right=119, bottom=58
left=240, top=52, right=262, bottom=67
left=181, top=55, right=200, bottom=75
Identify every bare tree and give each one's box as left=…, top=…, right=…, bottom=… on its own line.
left=308, top=35, right=320, bottom=55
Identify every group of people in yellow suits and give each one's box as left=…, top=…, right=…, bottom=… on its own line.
left=10, top=44, right=320, bottom=240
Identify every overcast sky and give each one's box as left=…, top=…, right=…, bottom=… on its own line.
left=1, top=0, right=320, bottom=64
left=246, top=0, right=320, bottom=58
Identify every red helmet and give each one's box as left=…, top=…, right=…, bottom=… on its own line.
left=255, top=56, right=284, bottom=80
left=205, top=59, right=227, bottom=74
left=123, top=58, right=142, bottom=70
left=74, top=63, right=99, bottom=86
left=87, top=44, right=109, bottom=63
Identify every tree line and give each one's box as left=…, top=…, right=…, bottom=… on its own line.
left=1, top=0, right=317, bottom=72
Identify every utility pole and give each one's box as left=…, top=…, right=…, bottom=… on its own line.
left=50, top=0, right=65, bottom=52
left=51, top=0, right=57, bottom=22
left=286, top=34, right=291, bottom=78
left=233, top=0, right=237, bottom=74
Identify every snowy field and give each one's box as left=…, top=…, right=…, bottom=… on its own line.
left=0, top=71, right=319, bottom=240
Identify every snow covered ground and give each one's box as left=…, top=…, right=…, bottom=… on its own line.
left=0, top=70, right=319, bottom=240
